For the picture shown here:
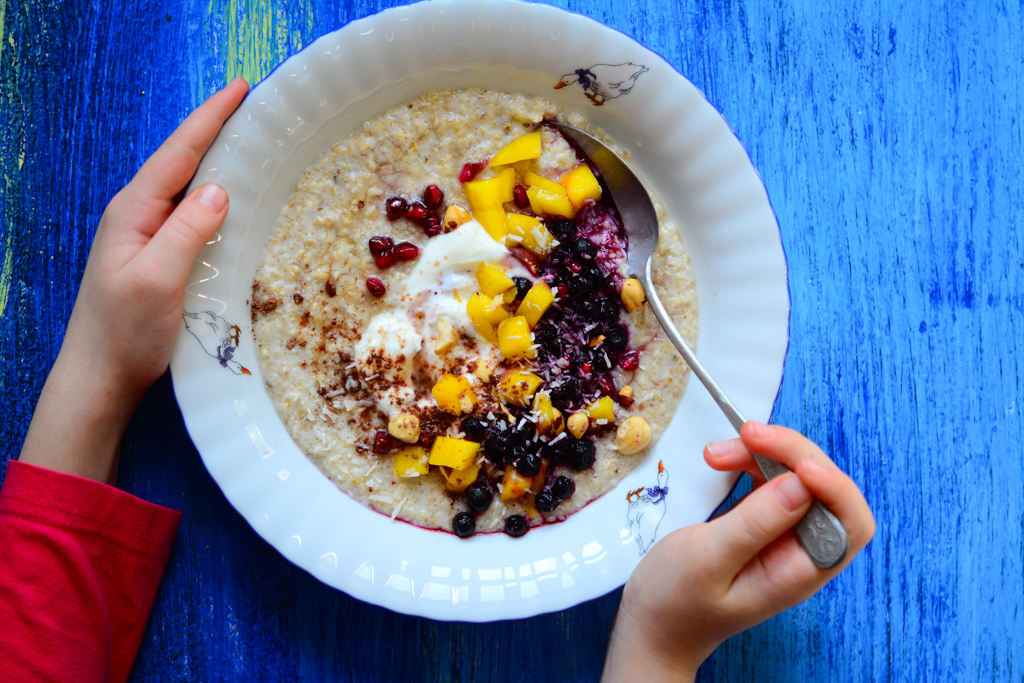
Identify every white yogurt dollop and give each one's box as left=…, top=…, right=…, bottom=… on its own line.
left=353, top=220, right=532, bottom=415
left=353, top=309, right=422, bottom=416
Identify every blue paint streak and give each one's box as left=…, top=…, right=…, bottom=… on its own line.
left=1, top=1, right=1022, bottom=681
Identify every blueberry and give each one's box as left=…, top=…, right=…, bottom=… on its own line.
left=461, top=416, right=487, bottom=438
left=597, top=297, right=620, bottom=320
left=548, top=218, right=577, bottom=241
left=509, top=443, right=531, bottom=466
left=578, top=298, right=601, bottom=319
left=604, top=325, right=628, bottom=350
left=453, top=512, right=476, bottom=537
left=573, top=238, right=598, bottom=259
left=505, top=515, right=528, bottom=537
left=551, top=476, right=576, bottom=500
left=535, top=490, right=559, bottom=512
left=513, top=276, right=532, bottom=300
left=568, top=439, right=596, bottom=470
left=465, top=483, right=493, bottom=512
left=487, top=430, right=513, bottom=454
left=593, top=353, right=612, bottom=372
left=543, top=439, right=570, bottom=465
left=516, top=451, right=542, bottom=477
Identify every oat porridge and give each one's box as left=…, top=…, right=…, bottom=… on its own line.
left=250, top=89, right=697, bottom=537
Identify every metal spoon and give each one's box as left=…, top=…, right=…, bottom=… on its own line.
left=552, top=123, right=849, bottom=570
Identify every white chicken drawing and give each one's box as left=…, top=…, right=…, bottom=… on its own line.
left=182, top=310, right=251, bottom=376
left=626, top=460, right=669, bottom=555
left=554, top=63, right=649, bottom=105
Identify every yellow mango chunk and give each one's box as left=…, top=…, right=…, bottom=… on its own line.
left=476, top=263, right=515, bottom=298
left=505, top=213, right=556, bottom=258
left=522, top=171, right=568, bottom=196
left=515, top=281, right=555, bottom=327
left=393, top=447, right=429, bottom=478
left=560, top=163, right=602, bottom=208
left=465, top=168, right=515, bottom=210
left=532, top=391, right=563, bottom=435
left=446, top=464, right=480, bottom=493
left=527, top=185, right=575, bottom=218
left=498, top=370, right=543, bottom=406
left=429, top=436, right=480, bottom=470
left=472, top=207, right=508, bottom=242
left=490, top=131, right=543, bottom=166
left=466, top=293, right=498, bottom=343
left=432, top=374, right=478, bottom=414
left=500, top=467, right=533, bottom=502
left=585, top=395, right=615, bottom=422
left=497, top=316, right=535, bottom=359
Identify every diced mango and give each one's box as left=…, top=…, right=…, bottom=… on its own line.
left=476, top=263, right=515, bottom=298
left=472, top=207, right=508, bottom=242
left=464, top=168, right=515, bottom=210
left=498, top=370, right=543, bottom=406
left=532, top=460, right=548, bottom=496
left=560, top=163, right=602, bottom=208
left=485, top=296, right=510, bottom=326
left=505, top=213, right=556, bottom=258
left=500, top=467, right=533, bottom=502
left=515, top=280, right=555, bottom=327
left=532, top=391, right=563, bottom=435
left=393, top=447, right=429, bottom=478
left=497, top=316, right=535, bottom=359
left=490, top=132, right=543, bottom=166
left=443, top=462, right=481, bottom=493
left=585, top=395, right=615, bottom=422
left=432, top=374, right=478, bottom=414
left=429, top=436, right=480, bottom=470
left=527, top=185, right=575, bottom=218
left=523, top=171, right=569, bottom=196
left=466, top=293, right=498, bottom=343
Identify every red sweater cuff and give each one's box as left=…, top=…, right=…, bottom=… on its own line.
left=0, top=460, right=182, bottom=683
left=0, top=460, right=181, bottom=558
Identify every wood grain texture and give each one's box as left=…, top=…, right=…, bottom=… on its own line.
left=2, top=0, right=1022, bottom=681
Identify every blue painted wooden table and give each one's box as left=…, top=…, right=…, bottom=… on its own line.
left=2, top=1, right=1022, bottom=680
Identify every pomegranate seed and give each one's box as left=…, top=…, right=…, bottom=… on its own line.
left=375, top=250, right=396, bottom=269
left=423, top=213, right=443, bottom=237
left=581, top=362, right=592, bottom=375
left=619, top=350, right=640, bottom=371
left=405, top=201, right=428, bottom=224
left=373, top=429, right=393, bottom=454
left=458, top=160, right=488, bottom=182
left=365, top=277, right=386, bottom=297
left=599, top=376, right=617, bottom=396
left=385, top=196, right=407, bottom=221
left=423, top=184, right=444, bottom=209
left=513, top=184, right=529, bottom=209
left=393, top=241, right=420, bottom=261
left=568, top=260, right=583, bottom=274
left=368, top=235, right=394, bottom=256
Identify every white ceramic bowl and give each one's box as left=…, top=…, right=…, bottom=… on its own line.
left=170, top=0, right=789, bottom=622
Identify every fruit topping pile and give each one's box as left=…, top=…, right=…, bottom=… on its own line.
left=362, top=126, right=654, bottom=537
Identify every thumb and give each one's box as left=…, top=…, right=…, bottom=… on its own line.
left=704, top=473, right=812, bottom=574
left=134, top=183, right=229, bottom=291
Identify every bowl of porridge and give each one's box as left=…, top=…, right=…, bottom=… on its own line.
left=171, top=0, right=789, bottom=621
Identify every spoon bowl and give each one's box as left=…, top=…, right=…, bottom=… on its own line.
left=552, top=122, right=849, bottom=570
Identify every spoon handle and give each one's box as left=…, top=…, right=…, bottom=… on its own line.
left=639, top=262, right=849, bottom=569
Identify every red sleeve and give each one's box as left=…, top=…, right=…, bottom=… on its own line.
left=0, top=460, right=181, bottom=683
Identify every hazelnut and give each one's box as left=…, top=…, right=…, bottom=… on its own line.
left=621, top=278, right=646, bottom=312
left=618, top=386, right=634, bottom=400
left=442, top=204, right=472, bottom=232
left=388, top=413, right=421, bottom=444
left=567, top=412, right=589, bottom=439
left=615, top=416, right=652, bottom=454
left=434, top=317, right=457, bottom=355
